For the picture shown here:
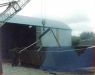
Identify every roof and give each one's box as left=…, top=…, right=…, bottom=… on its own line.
left=8, top=15, right=71, bottom=30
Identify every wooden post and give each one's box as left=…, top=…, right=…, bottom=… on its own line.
left=0, top=28, right=2, bottom=75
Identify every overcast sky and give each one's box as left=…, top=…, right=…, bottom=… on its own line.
left=0, top=0, right=95, bottom=36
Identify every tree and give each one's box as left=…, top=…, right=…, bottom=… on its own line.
left=80, top=32, right=94, bottom=40
left=72, top=36, right=80, bottom=46
left=72, top=32, right=94, bottom=46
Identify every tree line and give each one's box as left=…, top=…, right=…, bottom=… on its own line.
left=72, top=32, right=95, bottom=46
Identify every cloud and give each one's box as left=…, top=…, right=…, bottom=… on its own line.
left=63, top=12, right=90, bottom=24
left=72, top=31, right=82, bottom=36
left=67, top=20, right=94, bottom=36
left=69, top=22, right=92, bottom=31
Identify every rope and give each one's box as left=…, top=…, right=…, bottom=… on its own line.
left=19, top=40, right=40, bottom=53
left=41, top=0, right=43, bottom=19
left=44, top=0, right=46, bottom=19
left=37, top=30, right=51, bottom=52
left=41, top=0, right=46, bottom=19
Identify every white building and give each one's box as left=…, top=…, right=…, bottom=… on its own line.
left=7, top=15, right=72, bottom=47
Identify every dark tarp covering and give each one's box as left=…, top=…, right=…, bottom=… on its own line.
left=40, top=46, right=94, bottom=73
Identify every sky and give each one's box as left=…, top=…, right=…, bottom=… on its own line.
left=0, top=0, right=95, bottom=36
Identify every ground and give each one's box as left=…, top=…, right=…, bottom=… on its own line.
left=2, top=62, right=95, bottom=75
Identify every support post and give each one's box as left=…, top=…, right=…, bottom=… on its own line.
left=50, top=28, right=60, bottom=47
